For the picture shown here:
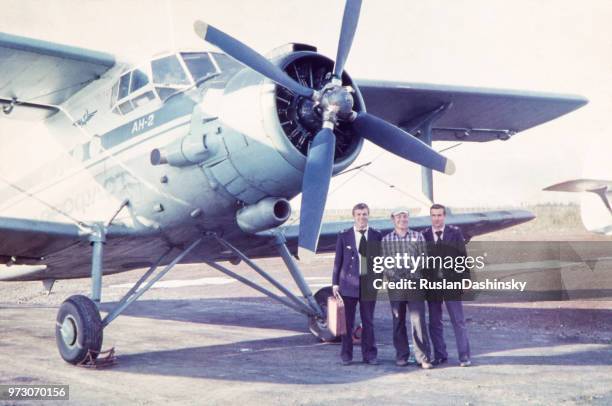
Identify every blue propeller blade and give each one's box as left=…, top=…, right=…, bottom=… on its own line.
left=298, top=128, right=336, bottom=258
left=333, top=0, right=363, bottom=78
left=352, top=112, right=456, bottom=174
left=194, top=21, right=314, bottom=98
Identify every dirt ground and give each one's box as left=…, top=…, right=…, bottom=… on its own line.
left=0, top=229, right=611, bottom=405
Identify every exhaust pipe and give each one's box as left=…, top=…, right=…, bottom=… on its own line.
left=236, top=198, right=291, bottom=233
left=151, top=133, right=218, bottom=167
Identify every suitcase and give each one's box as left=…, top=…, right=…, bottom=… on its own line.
left=327, top=296, right=347, bottom=336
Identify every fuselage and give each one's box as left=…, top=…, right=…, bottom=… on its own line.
left=0, top=47, right=364, bottom=250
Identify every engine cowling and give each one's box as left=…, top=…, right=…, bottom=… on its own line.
left=198, top=49, right=365, bottom=204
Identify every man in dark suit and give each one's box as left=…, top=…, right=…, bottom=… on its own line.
left=332, top=202, right=382, bottom=365
left=423, top=204, right=472, bottom=367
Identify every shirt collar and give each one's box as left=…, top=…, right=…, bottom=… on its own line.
left=392, top=229, right=411, bottom=239
left=354, top=225, right=368, bottom=233
left=432, top=225, right=445, bottom=233
left=393, top=229, right=410, bottom=238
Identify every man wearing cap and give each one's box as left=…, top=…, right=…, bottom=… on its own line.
left=332, top=202, right=382, bottom=366
left=381, top=208, right=433, bottom=369
left=423, top=203, right=471, bottom=367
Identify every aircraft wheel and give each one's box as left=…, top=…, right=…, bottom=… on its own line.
left=55, top=295, right=103, bottom=364
left=308, top=286, right=341, bottom=343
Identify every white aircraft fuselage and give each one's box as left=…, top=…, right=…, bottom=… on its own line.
left=0, top=48, right=363, bottom=247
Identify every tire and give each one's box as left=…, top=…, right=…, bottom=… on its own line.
left=308, top=286, right=341, bottom=343
left=55, top=295, right=103, bottom=365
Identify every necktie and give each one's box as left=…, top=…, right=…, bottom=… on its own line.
left=358, top=229, right=367, bottom=257
left=435, top=230, right=443, bottom=244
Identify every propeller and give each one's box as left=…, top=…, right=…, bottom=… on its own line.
left=298, top=127, right=336, bottom=260
left=296, top=0, right=362, bottom=259
left=351, top=112, right=455, bottom=175
left=333, top=0, right=363, bottom=79
left=193, top=0, right=455, bottom=259
left=193, top=21, right=313, bottom=98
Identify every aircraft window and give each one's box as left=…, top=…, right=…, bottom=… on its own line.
left=112, top=66, right=158, bottom=114
left=132, top=91, right=156, bottom=108
left=156, top=88, right=176, bottom=100
left=212, top=53, right=242, bottom=72
left=151, top=55, right=190, bottom=86
left=180, top=52, right=216, bottom=81
left=118, top=73, right=131, bottom=99
left=119, top=100, right=134, bottom=115
left=130, top=69, right=149, bottom=92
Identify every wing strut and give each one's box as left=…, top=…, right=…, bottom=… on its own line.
left=400, top=103, right=453, bottom=202
left=204, top=232, right=340, bottom=342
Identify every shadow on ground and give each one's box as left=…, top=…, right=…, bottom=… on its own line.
left=100, top=298, right=612, bottom=384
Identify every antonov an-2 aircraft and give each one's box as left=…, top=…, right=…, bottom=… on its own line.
left=0, top=0, right=587, bottom=365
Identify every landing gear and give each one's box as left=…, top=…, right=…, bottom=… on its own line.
left=53, top=226, right=343, bottom=364
left=55, top=295, right=103, bottom=364
left=309, top=286, right=341, bottom=343
left=55, top=224, right=106, bottom=365
left=209, top=233, right=339, bottom=342
left=54, top=222, right=203, bottom=365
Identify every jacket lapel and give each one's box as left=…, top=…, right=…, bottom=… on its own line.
left=366, top=228, right=374, bottom=242
left=424, top=227, right=433, bottom=242
left=346, top=228, right=357, bottom=256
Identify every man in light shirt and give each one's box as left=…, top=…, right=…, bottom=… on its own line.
left=381, top=208, right=433, bottom=369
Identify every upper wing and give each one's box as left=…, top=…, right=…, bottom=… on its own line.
left=0, top=32, right=115, bottom=120
left=275, top=209, right=535, bottom=255
left=355, top=80, right=588, bottom=142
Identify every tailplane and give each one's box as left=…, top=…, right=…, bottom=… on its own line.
left=544, top=179, right=612, bottom=215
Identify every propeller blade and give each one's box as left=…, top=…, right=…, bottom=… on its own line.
left=298, top=128, right=336, bottom=260
left=194, top=20, right=314, bottom=98
left=333, top=0, right=363, bottom=78
left=352, top=112, right=456, bottom=175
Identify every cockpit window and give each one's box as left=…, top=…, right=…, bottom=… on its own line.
left=111, top=66, right=159, bottom=115
left=151, top=55, right=190, bottom=86
left=130, top=69, right=149, bottom=92
left=180, top=52, right=217, bottom=82
left=211, top=53, right=242, bottom=73
left=118, top=73, right=131, bottom=99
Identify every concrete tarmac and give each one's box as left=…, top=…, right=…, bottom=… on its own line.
left=1, top=254, right=611, bottom=405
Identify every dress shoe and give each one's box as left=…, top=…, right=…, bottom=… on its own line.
left=432, top=358, right=448, bottom=366
left=459, top=360, right=472, bottom=367
left=420, top=361, right=434, bottom=370
left=364, top=358, right=379, bottom=365
left=395, top=359, right=409, bottom=367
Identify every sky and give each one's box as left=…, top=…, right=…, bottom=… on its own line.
left=1, top=0, right=610, bottom=210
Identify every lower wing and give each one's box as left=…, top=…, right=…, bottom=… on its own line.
left=0, top=210, right=534, bottom=282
